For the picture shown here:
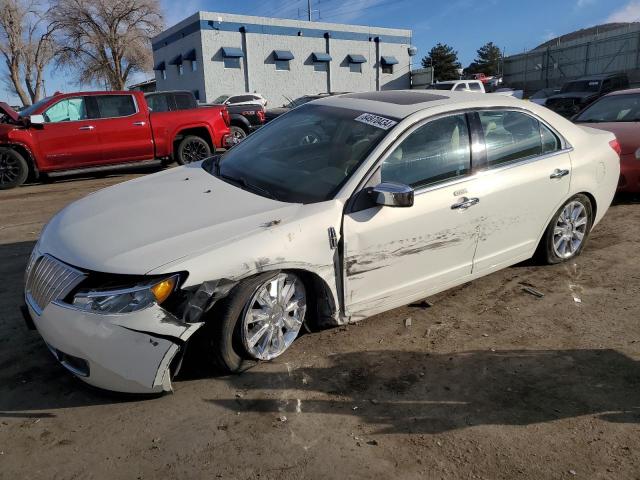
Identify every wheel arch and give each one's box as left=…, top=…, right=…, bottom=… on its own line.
left=172, top=126, right=215, bottom=155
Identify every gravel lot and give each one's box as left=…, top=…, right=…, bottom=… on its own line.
left=1, top=172, right=639, bottom=479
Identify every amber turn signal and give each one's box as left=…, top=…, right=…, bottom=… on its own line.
left=150, top=276, right=177, bottom=304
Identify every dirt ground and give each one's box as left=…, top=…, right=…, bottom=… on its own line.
left=0, top=171, right=639, bottom=480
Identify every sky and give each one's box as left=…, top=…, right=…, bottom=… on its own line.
left=6, top=0, right=640, bottom=103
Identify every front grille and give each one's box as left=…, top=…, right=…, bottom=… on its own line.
left=25, top=254, right=86, bottom=315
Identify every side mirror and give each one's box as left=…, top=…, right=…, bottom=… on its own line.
left=369, top=182, right=414, bottom=207
left=29, top=114, right=45, bottom=125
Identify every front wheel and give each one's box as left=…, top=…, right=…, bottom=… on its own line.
left=537, top=194, right=593, bottom=264
left=176, top=136, right=211, bottom=165
left=0, top=148, right=29, bottom=190
left=204, top=272, right=307, bottom=373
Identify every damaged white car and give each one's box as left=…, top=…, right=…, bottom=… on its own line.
left=23, top=90, right=620, bottom=393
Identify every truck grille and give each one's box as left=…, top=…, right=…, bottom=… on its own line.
left=25, top=254, right=86, bottom=315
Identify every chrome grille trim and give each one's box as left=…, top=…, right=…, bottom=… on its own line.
left=25, top=254, right=86, bottom=315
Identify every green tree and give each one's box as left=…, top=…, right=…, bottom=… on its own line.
left=421, top=43, right=461, bottom=81
left=472, top=42, right=502, bottom=77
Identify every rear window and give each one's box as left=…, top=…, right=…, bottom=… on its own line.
left=95, top=95, right=137, bottom=118
left=575, top=93, right=640, bottom=123
left=227, top=95, right=255, bottom=104
left=175, top=93, right=197, bottom=110
left=146, top=94, right=170, bottom=112
left=427, top=84, right=454, bottom=91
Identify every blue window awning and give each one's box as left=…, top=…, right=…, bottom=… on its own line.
left=183, top=49, right=197, bottom=61
left=381, top=55, right=399, bottom=65
left=273, top=50, right=294, bottom=61
left=348, top=54, right=367, bottom=64
left=154, top=61, right=166, bottom=71
left=312, top=52, right=332, bottom=62
left=222, top=47, right=244, bottom=58
left=169, top=54, right=183, bottom=65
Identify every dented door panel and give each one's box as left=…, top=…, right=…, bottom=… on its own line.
left=343, top=179, right=483, bottom=316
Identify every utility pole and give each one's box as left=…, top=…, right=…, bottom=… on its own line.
left=308, top=0, right=311, bottom=21
left=299, top=0, right=318, bottom=21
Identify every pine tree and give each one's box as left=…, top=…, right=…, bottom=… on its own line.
left=421, top=43, right=461, bottom=82
left=473, top=42, right=503, bottom=77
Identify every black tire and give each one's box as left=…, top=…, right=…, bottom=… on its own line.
left=230, top=125, right=247, bottom=142
left=536, top=194, right=593, bottom=264
left=0, top=148, right=29, bottom=190
left=176, top=135, right=211, bottom=165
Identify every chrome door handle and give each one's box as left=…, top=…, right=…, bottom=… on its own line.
left=79, top=125, right=95, bottom=131
left=550, top=168, right=569, bottom=179
left=132, top=121, right=146, bottom=126
left=451, top=197, right=480, bottom=210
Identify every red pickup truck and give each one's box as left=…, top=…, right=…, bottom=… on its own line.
left=0, top=90, right=232, bottom=189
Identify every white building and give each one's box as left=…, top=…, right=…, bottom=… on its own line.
left=152, top=11, right=415, bottom=105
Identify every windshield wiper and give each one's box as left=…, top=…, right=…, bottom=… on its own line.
left=218, top=172, right=278, bottom=200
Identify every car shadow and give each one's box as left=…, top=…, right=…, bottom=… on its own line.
left=203, top=348, right=640, bottom=434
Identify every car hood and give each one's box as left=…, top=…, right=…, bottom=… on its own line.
left=0, top=102, right=20, bottom=122
left=577, top=121, right=640, bottom=154
left=40, top=163, right=302, bottom=274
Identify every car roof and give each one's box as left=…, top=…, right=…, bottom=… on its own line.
left=314, top=90, right=522, bottom=119
left=605, top=87, right=640, bottom=96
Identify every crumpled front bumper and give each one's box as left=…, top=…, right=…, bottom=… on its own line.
left=26, top=300, right=203, bottom=394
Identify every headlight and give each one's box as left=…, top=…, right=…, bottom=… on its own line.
left=72, top=275, right=178, bottom=314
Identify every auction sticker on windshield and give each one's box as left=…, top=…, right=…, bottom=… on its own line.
left=354, top=113, right=398, bottom=130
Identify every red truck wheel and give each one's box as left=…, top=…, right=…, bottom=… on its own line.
left=0, top=148, right=29, bottom=190
left=177, top=136, right=211, bottom=165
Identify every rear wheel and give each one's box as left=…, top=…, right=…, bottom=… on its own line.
left=230, top=125, right=247, bottom=142
left=0, top=148, right=29, bottom=190
left=204, top=272, right=307, bottom=373
left=537, top=194, right=593, bottom=264
left=176, top=135, right=211, bottom=165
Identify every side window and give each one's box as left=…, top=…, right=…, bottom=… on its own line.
left=174, top=93, right=196, bottom=110
left=469, top=82, right=482, bottom=91
left=43, top=98, right=87, bottom=123
left=381, top=114, right=471, bottom=188
left=478, top=111, right=543, bottom=167
left=146, top=94, right=170, bottom=112
left=541, top=123, right=561, bottom=154
left=223, top=57, right=241, bottom=69
left=454, top=83, right=467, bottom=91
left=95, top=95, right=137, bottom=118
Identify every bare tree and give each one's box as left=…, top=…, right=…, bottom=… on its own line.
left=52, top=0, right=163, bottom=90
left=0, top=0, right=57, bottom=106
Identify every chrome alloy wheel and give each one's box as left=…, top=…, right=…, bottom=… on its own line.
left=241, top=273, right=306, bottom=360
left=553, top=200, right=588, bottom=259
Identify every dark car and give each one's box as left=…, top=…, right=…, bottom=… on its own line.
left=265, top=92, right=349, bottom=122
left=545, top=73, right=629, bottom=117
left=145, top=90, right=265, bottom=142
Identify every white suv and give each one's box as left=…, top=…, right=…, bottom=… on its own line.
left=428, top=80, right=485, bottom=93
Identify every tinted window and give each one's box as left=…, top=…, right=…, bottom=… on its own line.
left=43, top=98, right=87, bottom=122
left=575, top=93, right=640, bottom=123
left=314, top=62, right=327, bottom=72
left=469, top=82, right=482, bottom=91
left=95, top=95, right=136, bottom=118
left=175, top=93, right=196, bottom=110
left=428, top=84, right=454, bottom=90
left=146, top=94, right=170, bottom=112
left=561, top=80, right=600, bottom=93
left=479, top=111, right=544, bottom=166
left=541, top=124, right=560, bottom=154
left=454, top=83, right=467, bottom=91
left=350, top=63, right=362, bottom=73
left=208, top=104, right=393, bottom=203
left=227, top=95, right=255, bottom=104
left=381, top=114, right=471, bottom=188
left=275, top=60, right=290, bottom=71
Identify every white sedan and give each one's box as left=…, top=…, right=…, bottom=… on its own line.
left=23, top=90, right=620, bottom=393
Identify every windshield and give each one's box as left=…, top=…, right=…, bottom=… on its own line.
left=575, top=93, right=640, bottom=123
left=204, top=104, right=397, bottom=203
left=212, top=95, right=230, bottom=104
left=561, top=80, right=601, bottom=93
left=427, top=84, right=454, bottom=91
left=18, top=96, right=53, bottom=117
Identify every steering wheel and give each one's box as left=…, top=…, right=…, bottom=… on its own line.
left=299, top=132, right=321, bottom=145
